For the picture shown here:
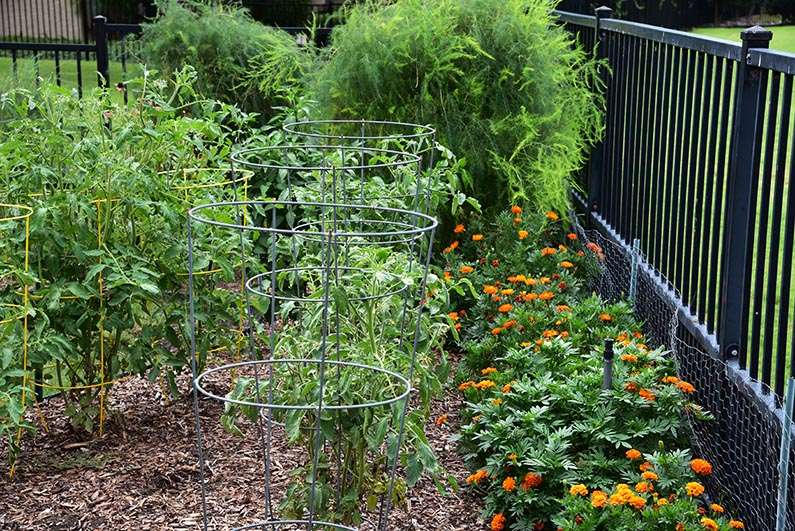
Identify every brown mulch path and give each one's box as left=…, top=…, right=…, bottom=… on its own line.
left=0, top=365, right=483, bottom=531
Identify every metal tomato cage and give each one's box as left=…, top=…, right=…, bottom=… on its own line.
left=188, top=133, right=438, bottom=530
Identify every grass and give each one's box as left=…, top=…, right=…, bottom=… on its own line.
left=692, top=25, right=795, bottom=54
left=0, top=55, right=140, bottom=103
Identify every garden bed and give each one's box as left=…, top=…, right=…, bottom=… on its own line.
left=0, top=357, right=482, bottom=531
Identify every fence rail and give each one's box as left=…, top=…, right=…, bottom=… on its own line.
left=558, top=8, right=795, bottom=529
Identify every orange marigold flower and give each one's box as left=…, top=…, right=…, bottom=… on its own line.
left=502, top=383, right=512, bottom=393
left=629, top=495, right=646, bottom=510
left=511, top=205, right=522, bottom=215
left=701, top=517, right=718, bottom=531
left=676, top=524, right=686, bottom=531
left=621, top=354, right=638, bottom=363
left=626, top=449, right=642, bottom=460
left=710, top=503, right=724, bottom=513
left=686, top=482, right=705, bottom=497
left=457, top=381, right=475, bottom=391
left=502, top=476, right=516, bottom=492
left=542, top=329, right=559, bottom=339
left=491, top=295, right=502, bottom=302
left=639, top=461, right=653, bottom=472
left=677, top=381, right=696, bottom=394
left=498, top=303, right=514, bottom=313
left=662, top=375, right=680, bottom=384
left=523, top=293, right=538, bottom=302
left=570, top=484, right=589, bottom=497
left=454, top=224, right=465, bottom=234
left=609, top=485, right=633, bottom=506
left=642, top=471, right=658, bottom=481
left=540, top=276, right=551, bottom=284
left=656, top=498, right=668, bottom=506
left=635, top=481, right=651, bottom=493
left=491, top=513, right=506, bottom=531
left=638, top=388, right=656, bottom=401
left=484, top=284, right=498, bottom=295
left=491, top=327, right=504, bottom=336
left=591, top=490, right=608, bottom=508
left=560, top=260, right=574, bottom=269
left=546, top=211, right=559, bottom=221
left=690, top=459, right=713, bottom=476
left=567, top=232, right=578, bottom=240
left=443, top=271, right=452, bottom=281
left=481, top=367, right=498, bottom=375
left=503, top=319, right=517, bottom=329
left=435, top=414, right=448, bottom=426
left=599, top=313, right=613, bottom=322
left=539, top=291, right=554, bottom=301
left=729, top=520, right=745, bottom=529
left=459, top=265, right=474, bottom=274
left=454, top=323, right=461, bottom=331
left=475, top=380, right=496, bottom=390
left=521, top=472, right=543, bottom=490
left=556, top=304, right=571, bottom=312
left=501, top=288, right=514, bottom=295
left=541, top=247, right=557, bottom=256
left=518, top=230, right=529, bottom=240
left=472, top=233, right=484, bottom=241
left=466, top=469, right=489, bottom=485
left=513, top=217, right=522, bottom=224
left=625, top=382, right=638, bottom=393
left=492, top=398, right=503, bottom=406
left=447, top=311, right=460, bottom=321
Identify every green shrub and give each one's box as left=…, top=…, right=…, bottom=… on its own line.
left=311, top=0, right=603, bottom=212
left=136, top=0, right=314, bottom=115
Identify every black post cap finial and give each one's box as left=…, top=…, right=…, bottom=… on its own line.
left=740, top=25, right=773, bottom=47
left=595, top=6, right=613, bottom=19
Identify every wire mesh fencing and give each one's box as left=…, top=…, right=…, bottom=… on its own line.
left=574, top=216, right=795, bottom=531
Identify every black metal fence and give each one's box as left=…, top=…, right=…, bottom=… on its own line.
left=558, top=8, right=795, bottom=529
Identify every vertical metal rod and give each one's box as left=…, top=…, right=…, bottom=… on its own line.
left=629, top=238, right=640, bottom=302
left=602, top=339, right=615, bottom=390
left=775, top=378, right=795, bottom=531
left=186, top=218, right=210, bottom=531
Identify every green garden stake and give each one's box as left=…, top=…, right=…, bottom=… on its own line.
left=602, top=339, right=614, bottom=391
left=629, top=238, right=640, bottom=302
left=775, top=377, right=795, bottom=531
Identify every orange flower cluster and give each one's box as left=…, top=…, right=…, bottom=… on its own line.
left=442, top=240, right=459, bottom=254
left=502, top=476, right=516, bottom=492
left=608, top=484, right=646, bottom=510
left=435, top=414, right=448, bottom=426
left=621, top=353, right=638, bottom=363
left=472, top=233, right=484, bottom=241
left=498, top=303, right=513, bottom=313
left=638, top=388, right=656, bottom=401
left=466, top=469, right=489, bottom=485
left=459, top=265, right=474, bottom=274
left=490, top=513, right=506, bottom=531
left=540, top=247, right=557, bottom=256
left=701, top=517, right=719, bottom=531
left=626, top=448, right=642, bottom=460
left=560, top=260, right=574, bottom=269
left=591, top=490, right=608, bottom=508
left=483, top=284, right=498, bottom=295
left=729, top=520, right=745, bottom=529
left=690, top=459, right=713, bottom=476
left=454, top=224, right=466, bottom=234
left=521, top=472, right=543, bottom=490
left=599, top=313, right=613, bottom=322
left=518, top=230, right=529, bottom=240
left=685, top=481, right=705, bottom=497
left=546, top=211, right=559, bottom=221
left=569, top=484, right=588, bottom=497
left=481, top=367, right=498, bottom=375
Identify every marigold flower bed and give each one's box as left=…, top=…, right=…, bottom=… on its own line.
left=439, top=206, right=745, bottom=530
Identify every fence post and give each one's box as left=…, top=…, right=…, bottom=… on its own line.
left=588, top=6, right=614, bottom=213
left=94, top=15, right=110, bottom=89
left=717, top=26, right=771, bottom=362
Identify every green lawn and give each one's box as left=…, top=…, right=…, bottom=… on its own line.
left=692, top=25, right=795, bottom=54
left=0, top=55, right=139, bottom=103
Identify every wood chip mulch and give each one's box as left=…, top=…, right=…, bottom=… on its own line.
left=0, top=363, right=484, bottom=531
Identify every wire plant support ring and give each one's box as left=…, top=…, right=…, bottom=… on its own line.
left=188, top=196, right=438, bottom=531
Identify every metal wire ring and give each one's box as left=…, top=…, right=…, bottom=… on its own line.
left=230, top=144, right=420, bottom=172
left=283, top=119, right=436, bottom=142
left=245, top=266, right=409, bottom=303
left=187, top=200, right=438, bottom=238
left=194, top=358, right=411, bottom=411
left=0, top=203, right=34, bottom=223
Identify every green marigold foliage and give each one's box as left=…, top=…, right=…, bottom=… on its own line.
left=136, top=0, right=313, bottom=116
left=311, top=0, right=603, bottom=212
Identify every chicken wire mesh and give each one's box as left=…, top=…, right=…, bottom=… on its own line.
left=573, top=216, right=795, bottom=531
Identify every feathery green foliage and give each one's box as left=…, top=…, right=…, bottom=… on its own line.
left=136, top=0, right=313, bottom=116
left=312, top=0, right=603, bottom=213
